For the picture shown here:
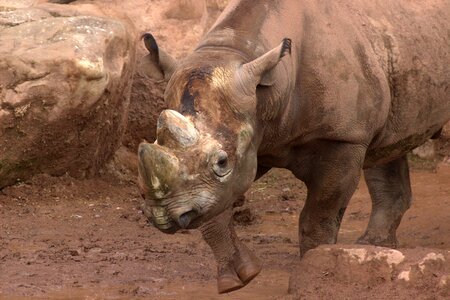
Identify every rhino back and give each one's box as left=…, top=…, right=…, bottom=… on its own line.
left=349, top=0, right=450, bottom=165
left=357, top=0, right=450, bottom=145
left=255, top=0, right=449, bottom=165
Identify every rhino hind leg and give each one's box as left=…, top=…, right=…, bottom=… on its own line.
left=200, top=208, right=261, bottom=294
left=357, top=155, right=412, bottom=248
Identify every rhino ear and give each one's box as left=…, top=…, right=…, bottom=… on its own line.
left=236, top=38, right=291, bottom=90
left=140, top=33, right=178, bottom=81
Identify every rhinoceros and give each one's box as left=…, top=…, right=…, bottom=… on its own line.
left=137, top=0, right=450, bottom=293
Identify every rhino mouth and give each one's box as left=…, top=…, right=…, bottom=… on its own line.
left=149, top=205, right=201, bottom=233
left=149, top=205, right=177, bottom=233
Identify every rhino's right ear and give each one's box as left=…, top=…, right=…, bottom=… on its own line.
left=140, top=33, right=178, bottom=81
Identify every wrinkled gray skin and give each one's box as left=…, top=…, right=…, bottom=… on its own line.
left=138, top=0, right=450, bottom=293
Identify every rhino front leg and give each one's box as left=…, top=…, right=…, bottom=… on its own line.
left=200, top=207, right=261, bottom=293
left=294, top=143, right=366, bottom=256
left=357, top=155, right=412, bottom=247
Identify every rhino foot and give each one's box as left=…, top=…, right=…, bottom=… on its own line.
left=234, top=242, right=262, bottom=284
left=199, top=208, right=262, bottom=293
left=217, top=262, right=244, bottom=293
left=356, top=232, right=398, bottom=248
left=217, top=244, right=262, bottom=294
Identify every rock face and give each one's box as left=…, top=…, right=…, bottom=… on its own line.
left=0, top=2, right=135, bottom=188
left=289, top=245, right=450, bottom=299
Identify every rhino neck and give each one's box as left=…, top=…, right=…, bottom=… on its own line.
left=201, top=0, right=294, bottom=56
left=196, top=30, right=266, bottom=63
left=198, top=0, right=304, bottom=60
left=196, top=1, right=303, bottom=140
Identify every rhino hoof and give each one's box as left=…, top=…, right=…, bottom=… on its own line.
left=217, top=276, right=244, bottom=294
left=216, top=244, right=262, bottom=293
left=356, top=232, right=399, bottom=248
left=236, top=259, right=262, bottom=284
left=217, top=257, right=262, bottom=293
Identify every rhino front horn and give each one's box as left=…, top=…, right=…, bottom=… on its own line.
left=138, top=142, right=179, bottom=199
left=157, top=110, right=199, bottom=148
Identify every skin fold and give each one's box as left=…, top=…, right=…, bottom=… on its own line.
left=138, top=0, right=450, bottom=293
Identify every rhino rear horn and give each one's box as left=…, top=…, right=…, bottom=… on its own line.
left=157, top=110, right=199, bottom=148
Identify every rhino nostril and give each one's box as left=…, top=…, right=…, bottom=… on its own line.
left=177, top=210, right=198, bottom=229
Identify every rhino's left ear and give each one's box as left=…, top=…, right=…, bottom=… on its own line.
left=236, top=38, right=291, bottom=91
left=140, top=33, right=178, bottom=82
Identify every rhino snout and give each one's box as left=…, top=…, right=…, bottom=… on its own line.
left=171, top=207, right=199, bottom=229
left=149, top=204, right=200, bottom=233
left=178, top=209, right=198, bottom=229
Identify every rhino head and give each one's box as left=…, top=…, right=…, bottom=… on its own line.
left=138, top=109, right=257, bottom=233
left=138, top=33, right=291, bottom=233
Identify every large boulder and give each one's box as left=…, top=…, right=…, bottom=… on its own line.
left=289, top=245, right=449, bottom=299
left=0, top=2, right=136, bottom=188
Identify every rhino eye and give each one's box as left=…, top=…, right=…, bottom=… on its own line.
left=217, top=153, right=228, bottom=167
left=213, top=150, right=231, bottom=177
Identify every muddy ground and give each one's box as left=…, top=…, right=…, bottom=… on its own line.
left=1, top=161, right=449, bottom=299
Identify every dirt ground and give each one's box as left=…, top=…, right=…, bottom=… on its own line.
left=1, top=161, right=449, bottom=299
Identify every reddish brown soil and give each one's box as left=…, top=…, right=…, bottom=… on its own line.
left=1, top=162, right=449, bottom=299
